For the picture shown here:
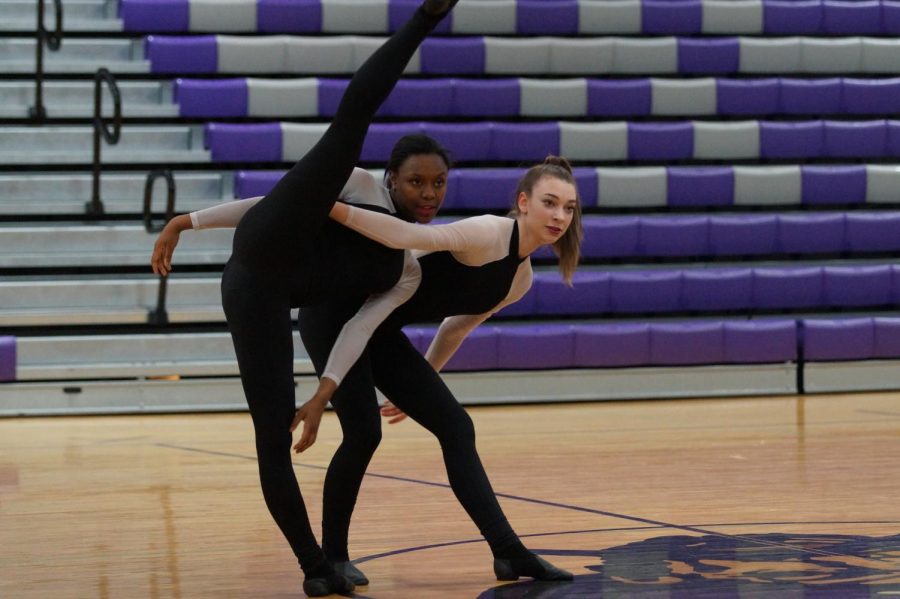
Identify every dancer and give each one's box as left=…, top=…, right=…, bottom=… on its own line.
left=152, top=3, right=457, bottom=595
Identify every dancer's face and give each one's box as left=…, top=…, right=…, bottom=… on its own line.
left=517, top=176, right=578, bottom=247
left=389, top=154, right=449, bottom=223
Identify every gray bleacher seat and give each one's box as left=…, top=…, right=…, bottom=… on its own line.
left=549, top=38, right=615, bottom=74
left=613, top=38, right=678, bottom=74
left=352, top=36, right=421, bottom=72
left=800, top=37, right=862, bottom=73
left=190, top=0, right=256, bottom=32
left=733, top=165, right=802, bottom=205
left=322, top=0, right=388, bottom=33
left=651, top=78, right=717, bottom=116
left=693, top=121, right=760, bottom=160
left=218, top=35, right=287, bottom=73
left=861, top=38, right=900, bottom=73
left=866, top=165, right=900, bottom=204
left=703, top=0, right=763, bottom=34
left=485, top=38, right=552, bottom=74
left=520, top=78, right=586, bottom=117
left=247, top=78, right=318, bottom=117
left=284, top=37, right=355, bottom=73
left=281, top=123, right=328, bottom=162
left=560, top=122, right=628, bottom=161
left=739, top=37, right=801, bottom=73
left=579, top=0, right=641, bottom=34
left=453, top=0, right=516, bottom=34
left=596, top=167, right=667, bottom=208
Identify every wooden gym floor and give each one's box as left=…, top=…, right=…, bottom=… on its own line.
left=2, top=391, right=899, bottom=598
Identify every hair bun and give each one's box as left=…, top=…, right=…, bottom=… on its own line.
left=543, top=155, right=573, bottom=174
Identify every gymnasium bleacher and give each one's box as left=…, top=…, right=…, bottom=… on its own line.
left=3, top=0, right=900, bottom=415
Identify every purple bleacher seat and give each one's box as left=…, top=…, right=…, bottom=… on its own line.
left=845, top=212, right=900, bottom=252
left=205, top=122, right=282, bottom=162
left=389, top=0, right=451, bottom=34
left=443, top=326, right=499, bottom=371
left=452, top=79, right=520, bottom=117
left=777, top=213, right=845, bottom=254
left=609, top=270, right=682, bottom=313
left=453, top=169, right=519, bottom=209
left=804, top=318, right=874, bottom=361
left=421, top=38, right=485, bottom=75
left=822, top=0, right=881, bottom=35
left=146, top=35, right=217, bottom=74
left=317, top=79, right=348, bottom=117
left=843, top=78, right=900, bottom=115
left=234, top=170, right=283, bottom=198
left=873, top=317, right=900, bottom=359
left=677, top=38, right=740, bottom=74
left=717, top=79, right=779, bottom=115
left=517, top=0, right=579, bottom=35
left=583, top=217, right=640, bottom=258
left=642, top=0, right=702, bottom=34
left=682, top=269, right=753, bottom=311
left=650, top=322, right=724, bottom=365
left=759, top=121, right=824, bottom=159
left=667, top=167, right=734, bottom=207
left=361, top=122, right=425, bottom=161
left=824, top=120, right=888, bottom=159
left=763, top=0, right=823, bottom=35
left=573, top=323, right=651, bottom=368
left=824, top=265, right=893, bottom=308
left=573, top=168, right=598, bottom=207
left=490, top=123, right=560, bottom=161
left=0, top=336, right=15, bottom=382
left=801, top=165, right=867, bottom=205
left=121, top=0, right=188, bottom=32
left=884, top=0, right=900, bottom=35
left=257, top=0, right=322, bottom=33
left=423, top=122, right=492, bottom=162
left=779, top=78, right=841, bottom=115
left=724, top=320, right=797, bottom=364
left=175, top=78, right=247, bottom=118
left=497, top=325, right=575, bottom=370
left=639, top=216, right=709, bottom=257
left=628, top=122, right=694, bottom=161
left=753, top=267, right=824, bottom=309
left=587, top=80, right=652, bottom=117
left=494, top=285, right=537, bottom=318
left=709, top=215, right=779, bottom=256
left=380, top=80, right=454, bottom=117
left=534, top=271, right=611, bottom=315
left=887, top=121, right=900, bottom=157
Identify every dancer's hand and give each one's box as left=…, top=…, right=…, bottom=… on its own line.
left=151, top=214, right=191, bottom=276
left=380, top=400, right=408, bottom=424
left=291, top=396, right=327, bottom=453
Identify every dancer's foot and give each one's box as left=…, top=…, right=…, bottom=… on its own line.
left=422, top=0, right=459, bottom=17
left=333, top=560, right=369, bottom=586
left=303, top=562, right=355, bottom=597
left=493, top=554, right=574, bottom=582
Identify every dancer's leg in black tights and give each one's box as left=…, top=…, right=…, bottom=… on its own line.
left=221, top=4, right=450, bottom=586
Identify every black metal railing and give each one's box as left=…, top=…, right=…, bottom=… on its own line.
left=87, top=68, right=122, bottom=217
left=30, top=0, right=63, bottom=120
left=144, top=170, right=176, bottom=325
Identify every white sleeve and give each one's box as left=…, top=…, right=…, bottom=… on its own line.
left=190, top=196, right=263, bottom=229
left=320, top=251, right=422, bottom=385
left=340, top=207, right=500, bottom=254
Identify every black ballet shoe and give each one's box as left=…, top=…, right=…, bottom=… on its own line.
left=302, top=571, right=355, bottom=597
left=333, top=561, right=369, bottom=586
left=493, top=554, right=574, bottom=582
left=422, top=0, right=460, bottom=18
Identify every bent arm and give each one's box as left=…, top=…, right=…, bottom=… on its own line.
left=190, top=196, right=263, bottom=229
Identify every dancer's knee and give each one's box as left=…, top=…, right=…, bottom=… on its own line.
left=435, top=409, right=476, bottom=448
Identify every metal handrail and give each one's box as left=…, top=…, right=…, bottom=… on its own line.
left=30, top=0, right=63, bottom=120
left=87, top=68, right=122, bottom=217
left=144, top=170, right=176, bottom=325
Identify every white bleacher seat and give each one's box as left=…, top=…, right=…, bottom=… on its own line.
left=453, top=0, right=516, bottom=34
left=520, top=78, right=587, bottom=117
left=281, top=123, right=328, bottom=162
left=693, top=121, right=760, bottom=160
left=247, top=78, right=318, bottom=117
left=800, top=37, right=863, bottom=74
left=652, top=78, right=717, bottom=116
left=739, top=37, right=801, bottom=73
left=865, top=165, right=900, bottom=204
left=550, top=38, right=615, bottom=74
left=485, top=38, right=552, bottom=74
left=284, top=37, right=356, bottom=73
left=861, top=38, right=900, bottom=73
left=596, top=167, right=667, bottom=208
left=733, top=165, right=801, bottom=205
left=190, top=0, right=257, bottom=33
left=613, top=38, right=678, bottom=74
left=579, top=0, right=641, bottom=34
left=322, top=0, right=388, bottom=34
left=702, top=0, right=762, bottom=34
left=217, top=35, right=286, bottom=73
left=560, top=121, right=628, bottom=161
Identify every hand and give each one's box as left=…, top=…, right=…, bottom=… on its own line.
left=291, top=397, right=327, bottom=453
left=380, top=400, right=408, bottom=424
left=151, top=216, right=189, bottom=276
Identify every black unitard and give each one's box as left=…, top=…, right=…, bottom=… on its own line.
left=220, top=8, right=443, bottom=572
left=299, top=223, right=525, bottom=562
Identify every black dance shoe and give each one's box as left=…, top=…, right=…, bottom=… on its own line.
left=333, top=560, right=369, bottom=586
left=493, top=554, right=574, bottom=582
left=302, top=571, right=355, bottom=597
